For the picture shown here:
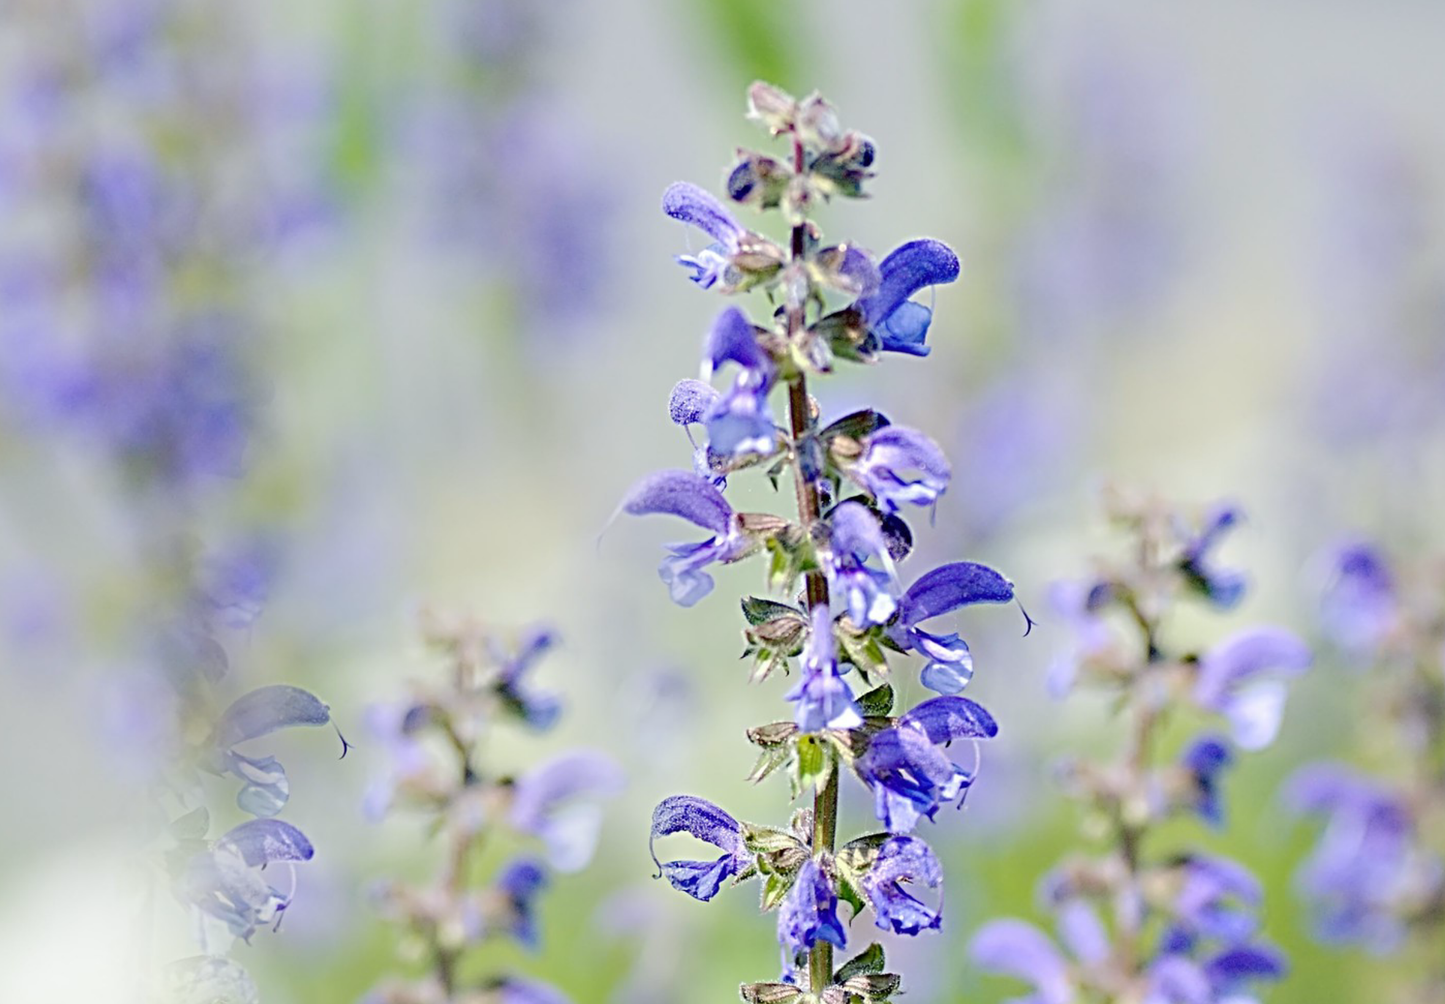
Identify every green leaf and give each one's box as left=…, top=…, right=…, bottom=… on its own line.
left=746, top=744, right=792, bottom=784
left=834, top=943, right=887, bottom=982
left=761, top=869, right=794, bottom=911
left=836, top=626, right=889, bottom=684
left=856, top=683, right=895, bottom=716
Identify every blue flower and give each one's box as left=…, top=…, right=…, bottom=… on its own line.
left=649, top=794, right=751, bottom=902
left=618, top=469, right=748, bottom=606
left=1044, top=579, right=1118, bottom=698
left=508, top=750, right=624, bottom=872
left=176, top=819, right=315, bottom=943
left=886, top=561, right=1016, bottom=695
left=492, top=626, right=562, bottom=730
left=495, top=857, right=548, bottom=950
left=860, top=835, right=943, bottom=935
left=1177, top=504, right=1246, bottom=609
left=662, top=181, right=783, bottom=291
left=853, top=240, right=961, bottom=356
left=1320, top=541, right=1397, bottom=653
left=1166, top=855, right=1262, bottom=946
left=785, top=607, right=862, bottom=733
left=1284, top=763, right=1424, bottom=951
left=1179, top=735, right=1233, bottom=827
left=850, top=425, right=951, bottom=514
left=825, top=501, right=898, bottom=627
left=699, top=306, right=776, bottom=458
left=1144, top=945, right=1286, bottom=1003
left=1191, top=627, right=1311, bottom=750
left=970, top=918, right=1074, bottom=1004
left=778, top=858, right=846, bottom=965
left=856, top=696, right=998, bottom=833
left=361, top=700, right=432, bottom=821
left=496, top=976, right=575, bottom=1004
left=209, top=684, right=343, bottom=817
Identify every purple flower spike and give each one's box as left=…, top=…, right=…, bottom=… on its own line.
left=785, top=607, right=862, bottom=733
left=1178, top=503, right=1247, bottom=609
left=887, top=561, right=1014, bottom=695
left=857, top=696, right=996, bottom=833
left=509, top=750, right=624, bottom=872
left=852, top=425, right=951, bottom=514
left=663, top=181, right=744, bottom=289
left=970, top=919, right=1072, bottom=1004
left=860, top=835, right=943, bottom=935
left=649, top=794, right=751, bottom=902
left=778, top=858, right=847, bottom=963
left=1193, top=627, right=1311, bottom=750
left=826, top=502, right=898, bottom=627
left=1181, top=734, right=1234, bottom=827
left=619, top=469, right=744, bottom=606
left=856, top=240, right=961, bottom=357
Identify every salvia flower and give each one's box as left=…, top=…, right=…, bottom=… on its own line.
left=886, top=561, right=1016, bottom=695
left=785, top=607, right=862, bottom=733
left=1191, top=627, right=1312, bottom=750
left=662, top=181, right=783, bottom=292
left=209, top=684, right=342, bottom=817
left=494, top=857, right=549, bottom=950
left=492, top=626, right=563, bottom=730
left=700, top=306, right=777, bottom=459
left=860, top=835, right=944, bottom=935
left=649, top=794, right=751, bottom=902
left=509, top=750, right=625, bottom=872
left=853, top=239, right=961, bottom=357
left=778, top=859, right=847, bottom=964
left=177, top=819, right=315, bottom=944
left=856, top=696, right=998, bottom=833
left=1176, top=503, right=1247, bottom=609
left=1319, top=541, right=1398, bottom=653
left=1178, top=735, right=1234, bottom=828
left=825, top=501, right=898, bottom=627
left=849, top=425, right=951, bottom=514
left=619, top=469, right=748, bottom=606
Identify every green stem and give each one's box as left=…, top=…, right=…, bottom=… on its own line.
left=785, top=130, right=838, bottom=996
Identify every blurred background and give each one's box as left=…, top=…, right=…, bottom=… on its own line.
left=1, top=0, right=1443, bottom=1001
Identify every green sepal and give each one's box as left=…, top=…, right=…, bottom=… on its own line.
left=766, top=525, right=816, bottom=594
left=834, top=943, right=887, bottom=982
left=856, top=683, right=894, bottom=717
left=740, top=983, right=806, bottom=1004
left=743, top=596, right=804, bottom=626
left=820, top=408, right=891, bottom=444
left=791, top=733, right=834, bottom=799
left=841, top=974, right=902, bottom=1002
left=170, top=806, right=211, bottom=841
left=742, top=823, right=805, bottom=856
left=761, top=869, right=794, bottom=911
left=749, top=721, right=800, bottom=747
left=836, top=622, right=889, bottom=684
left=835, top=873, right=867, bottom=923
left=747, top=743, right=792, bottom=784
left=835, top=832, right=890, bottom=883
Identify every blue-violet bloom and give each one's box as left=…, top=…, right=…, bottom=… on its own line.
left=619, top=469, right=748, bottom=606
left=851, top=425, right=951, bottom=514
left=886, top=561, right=1015, bottom=695
left=853, top=239, right=961, bottom=357
left=508, top=750, right=624, bottom=872
left=649, top=794, right=751, bottom=902
left=861, top=835, right=944, bottom=935
left=1192, top=627, right=1312, bottom=750
left=785, top=607, right=863, bottom=733
left=826, top=501, right=898, bottom=627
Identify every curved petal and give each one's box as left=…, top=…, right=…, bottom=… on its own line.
left=829, top=501, right=889, bottom=562
left=703, top=306, right=771, bottom=378
left=861, top=836, right=943, bottom=935
left=859, top=239, right=961, bottom=326
left=213, top=685, right=330, bottom=748
left=1194, top=626, right=1311, bottom=710
left=898, top=561, right=1015, bottom=627
left=662, top=181, right=743, bottom=249
left=217, top=818, right=314, bottom=866
left=620, top=469, right=734, bottom=537
left=970, top=920, right=1071, bottom=1004
left=669, top=379, right=720, bottom=426
left=900, top=696, right=998, bottom=742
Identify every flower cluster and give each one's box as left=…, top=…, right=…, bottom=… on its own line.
left=971, top=491, right=1309, bottom=1003
left=363, top=612, right=622, bottom=1004
left=621, top=83, right=1021, bottom=1000
left=1284, top=543, right=1445, bottom=998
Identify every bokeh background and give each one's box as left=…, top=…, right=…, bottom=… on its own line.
left=2, top=0, right=1443, bottom=1002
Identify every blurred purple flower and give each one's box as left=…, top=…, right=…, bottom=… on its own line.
left=1192, top=627, right=1311, bottom=750
left=509, top=750, right=624, bottom=872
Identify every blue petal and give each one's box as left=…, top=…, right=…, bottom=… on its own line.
left=876, top=301, right=934, bottom=356
left=861, top=835, right=943, bottom=936
left=662, top=182, right=743, bottom=248
left=829, top=501, right=890, bottom=562
left=858, top=239, right=961, bottom=327
left=213, top=685, right=331, bottom=748
left=970, top=920, right=1070, bottom=1002
left=217, top=818, right=315, bottom=866
left=920, top=659, right=973, bottom=695
left=901, top=696, right=998, bottom=741
left=669, top=379, right=720, bottom=426
left=703, top=306, right=771, bottom=378
left=1194, top=627, right=1311, bottom=710
left=897, top=561, right=1015, bottom=627
left=620, top=469, right=735, bottom=536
